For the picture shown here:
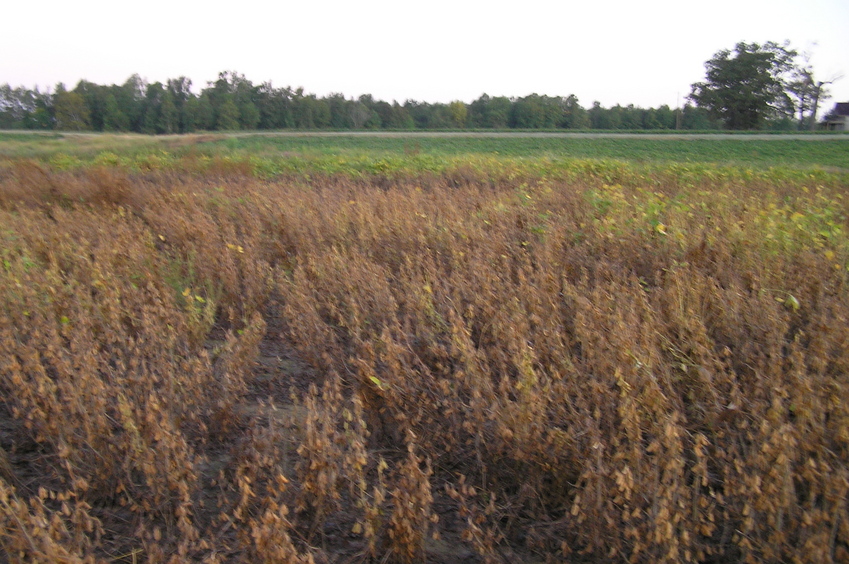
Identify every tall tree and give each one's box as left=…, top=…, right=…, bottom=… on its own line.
left=349, top=100, right=371, bottom=129
left=167, top=77, right=194, bottom=133
left=195, top=94, right=216, bottom=130
left=103, top=93, right=130, bottom=131
left=468, top=94, right=511, bottom=128
left=0, top=84, right=39, bottom=129
left=510, top=94, right=562, bottom=128
left=204, top=71, right=257, bottom=130
left=73, top=80, right=106, bottom=131
left=141, top=82, right=165, bottom=134
left=23, top=87, right=53, bottom=130
left=325, top=93, right=352, bottom=129
left=681, top=104, right=715, bottom=130
left=785, top=52, right=839, bottom=130
left=53, top=84, right=91, bottom=130
left=388, top=102, right=414, bottom=129
left=215, top=95, right=241, bottom=130
left=159, top=90, right=178, bottom=133
left=448, top=101, right=468, bottom=128
left=560, top=95, right=589, bottom=129
left=689, top=41, right=797, bottom=130
left=120, top=74, right=148, bottom=131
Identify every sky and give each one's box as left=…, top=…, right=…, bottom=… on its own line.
left=2, top=0, right=848, bottom=111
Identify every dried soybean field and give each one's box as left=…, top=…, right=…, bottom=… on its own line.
left=1, top=133, right=848, bottom=562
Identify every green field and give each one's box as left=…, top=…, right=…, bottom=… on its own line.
left=211, top=133, right=849, bottom=169
left=2, top=131, right=848, bottom=170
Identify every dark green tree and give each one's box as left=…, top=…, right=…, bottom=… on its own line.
left=689, top=41, right=797, bottom=130
left=202, top=71, right=259, bottom=130
left=141, top=82, right=165, bottom=134
left=167, top=77, right=194, bottom=132
left=215, top=95, right=241, bottom=130
left=364, top=111, right=381, bottom=129
left=372, top=100, right=394, bottom=128
left=291, top=89, right=317, bottom=129
left=681, top=103, right=715, bottom=130
left=510, top=94, right=562, bottom=128
left=256, top=83, right=295, bottom=129
left=238, top=100, right=261, bottom=130
left=405, top=100, right=431, bottom=129
left=468, top=94, right=512, bottom=128
left=589, top=101, right=620, bottom=129
left=325, top=93, right=352, bottom=129
left=72, top=80, right=107, bottom=131
left=103, top=93, right=130, bottom=131
left=158, top=90, right=178, bottom=133
left=120, top=74, right=148, bottom=131
left=617, top=104, right=642, bottom=129
left=181, top=95, right=200, bottom=132
left=651, top=105, right=675, bottom=129
left=560, top=95, right=589, bottom=129
left=388, top=102, right=414, bottom=129
left=195, top=94, right=216, bottom=130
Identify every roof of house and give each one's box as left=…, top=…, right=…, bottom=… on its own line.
left=836, top=102, right=849, bottom=116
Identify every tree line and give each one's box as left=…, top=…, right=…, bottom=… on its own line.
left=0, top=72, right=713, bottom=133
left=0, top=42, right=840, bottom=133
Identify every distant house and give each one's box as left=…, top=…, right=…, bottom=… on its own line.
left=824, top=102, right=849, bottom=131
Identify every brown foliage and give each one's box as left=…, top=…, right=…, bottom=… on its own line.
left=0, top=162, right=847, bottom=562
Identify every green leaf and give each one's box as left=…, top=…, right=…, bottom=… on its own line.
left=784, top=295, right=800, bottom=311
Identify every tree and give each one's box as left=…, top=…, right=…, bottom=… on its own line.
left=651, top=105, right=675, bottom=129
left=159, top=90, right=178, bottom=133
left=785, top=52, right=839, bottom=130
left=73, top=80, right=107, bottom=131
left=560, top=95, right=589, bottom=129
left=53, top=85, right=91, bottom=130
left=510, top=94, right=562, bottom=129
left=238, top=100, right=261, bottom=130
left=0, top=84, right=40, bottom=129
left=681, top=104, right=715, bottom=130
left=141, top=82, right=165, bottom=134
left=689, top=41, right=797, bottom=130
left=167, top=77, right=194, bottom=132
left=215, top=95, right=241, bottom=130
left=448, top=101, right=468, bottom=128
left=349, top=101, right=371, bottom=129
left=188, top=94, right=215, bottom=131
left=256, top=83, right=295, bottom=129
left=468, top=94, right=512, bottom=128
left=103, top=93, right=130, bottom=131
left=120, top=74, right=148, bottom=131
left=589, top=101, right=621, bottom=129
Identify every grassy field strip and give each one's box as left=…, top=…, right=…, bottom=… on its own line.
left=3, top=131, right=847, bottom=169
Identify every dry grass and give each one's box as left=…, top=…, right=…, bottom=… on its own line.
left=0, top=158, right=847, bottom=562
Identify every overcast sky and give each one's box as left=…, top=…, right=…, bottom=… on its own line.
left=3, top=0, right=847, bottom=111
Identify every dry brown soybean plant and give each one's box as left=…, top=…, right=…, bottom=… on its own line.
left=0, top=158, right=847, bottom=562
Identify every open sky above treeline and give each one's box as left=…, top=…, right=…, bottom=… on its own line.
left=2, top=0, right=847, bottom=108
